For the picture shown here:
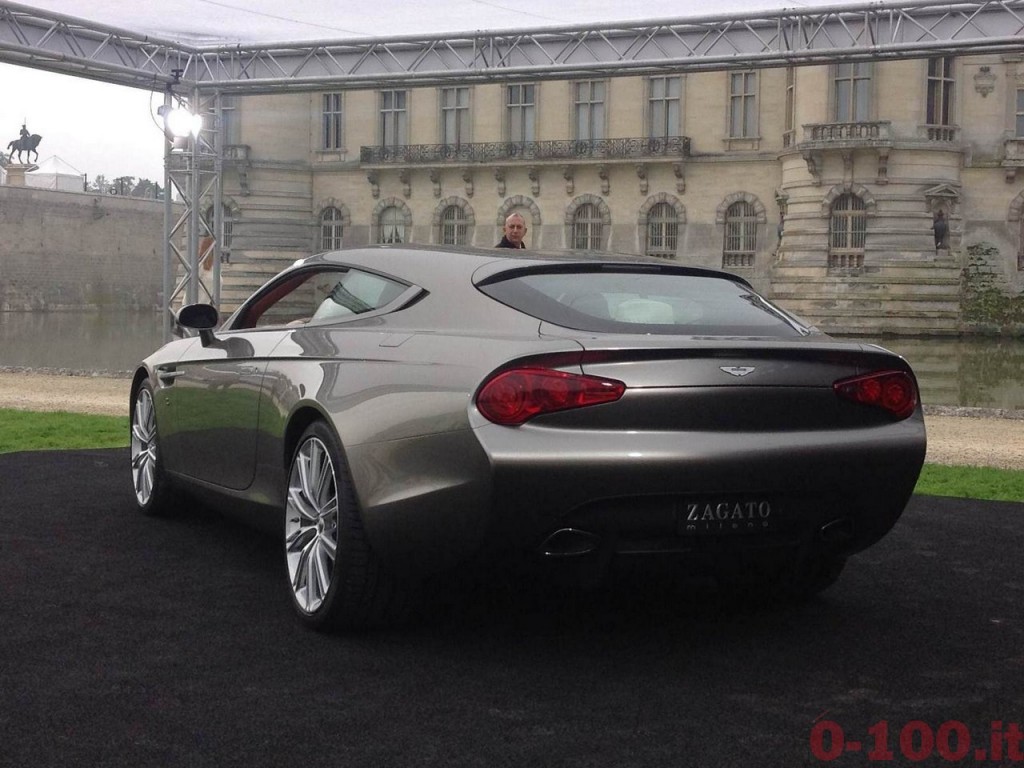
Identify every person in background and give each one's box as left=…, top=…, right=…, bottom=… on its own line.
left=496, top=212, right=527, bottom=249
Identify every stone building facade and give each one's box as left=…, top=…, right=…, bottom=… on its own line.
left=205, top=54, right=1024, bottom=334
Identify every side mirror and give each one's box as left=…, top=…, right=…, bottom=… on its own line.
left=176, top=303, right=220, bottom=346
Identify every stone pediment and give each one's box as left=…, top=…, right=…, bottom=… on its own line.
left=923, top=183, right=960, bottom=200
left=923, top=184, right=960, bottom=212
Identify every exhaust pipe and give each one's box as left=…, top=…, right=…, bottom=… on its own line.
left=538, top=528, right=601, bottom=557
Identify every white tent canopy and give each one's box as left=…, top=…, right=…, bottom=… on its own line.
left=10, top=0, right=842, bottom=45
left=25, top=154, right=85, bottom=191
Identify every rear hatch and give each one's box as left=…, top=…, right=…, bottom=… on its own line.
left=475, top=259, right=919, bottom=432
left=552, top=333, right=915, bottom=432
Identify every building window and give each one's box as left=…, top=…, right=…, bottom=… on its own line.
left=322, top=93, right=342, bottom=150
left=506, top=84, right=535, bottom=143
left=645, top=203, right=678, bottom=259
left=728, top=72, right=758, bottom=138
left=829, top=193, right=867, bottom=268
left=378, top=206, right=405, bottom=244
left=574, top=80, right=605, bottom=141
left=834, top=62, right=871, bottom=122
left=222, top=217, right=233, bottom=256
left=927, top=57, right=955, bottom=126
left=320, top=207, right=344, bottom=250
left=439, top=204, right=469, bottom=245
left=784, top=67, right=796, bottom=147
left=202, top=205, right=233, bottom=261
left=1016, top=88, right=1024, bottom=138
left=380, top=90, right=407, bottom=147
left=441, top=87, right=469, bottom=146
left=220, top=94, right=240, bottom=146
left=648, top=76, right=681, bottom=138
left=723, top=201, right=757, bottom=268
left=572, top=203, right=604, bottom=250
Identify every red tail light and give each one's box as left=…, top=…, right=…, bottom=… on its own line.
left=833, top=370, right=918, bottom=420
left=476, top=367, right=626, bottom=426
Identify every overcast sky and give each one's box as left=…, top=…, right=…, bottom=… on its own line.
left=1, top=0, right=859, bottom=183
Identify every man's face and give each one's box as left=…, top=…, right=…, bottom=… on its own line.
left=504, top=216, right=527, bottom=245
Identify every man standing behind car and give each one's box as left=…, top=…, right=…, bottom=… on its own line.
left=496, top=213, right=527, bottom=249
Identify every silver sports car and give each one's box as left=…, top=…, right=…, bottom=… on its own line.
left=130, top=246, right=926, bottom=628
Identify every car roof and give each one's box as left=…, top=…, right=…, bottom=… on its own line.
left=303, top=245, right=751, bottom=291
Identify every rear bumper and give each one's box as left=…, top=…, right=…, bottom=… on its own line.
left=353, top=414, right=926, bottom=578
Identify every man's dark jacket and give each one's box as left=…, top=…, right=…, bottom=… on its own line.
left=496, top=237, right=525, bottom=249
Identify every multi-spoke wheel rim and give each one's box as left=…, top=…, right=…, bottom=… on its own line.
left=284, top=436, right=340, bottom=614
left=131, top=388, right=157, bottom=506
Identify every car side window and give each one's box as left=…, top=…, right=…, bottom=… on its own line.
left=233, top=267, right=410, bottom=329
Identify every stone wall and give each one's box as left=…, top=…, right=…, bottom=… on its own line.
left=0, top=185, right=170, bottom=311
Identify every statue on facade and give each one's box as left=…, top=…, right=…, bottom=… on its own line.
left=6, top=124, right=42, bottom=164
left=933, top=210, right=949, bottom=251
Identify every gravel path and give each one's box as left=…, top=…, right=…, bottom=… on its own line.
left=1, top=370, right=1021, bottom=470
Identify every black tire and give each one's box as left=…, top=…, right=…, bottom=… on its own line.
left=130, top=381, right=175, bottom=517
left=283, top=421, right=406, bottom=630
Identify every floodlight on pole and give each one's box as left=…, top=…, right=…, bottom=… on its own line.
left=157, top=69, right=202, bottom=141
left=160, top=105, right=203, bottom=138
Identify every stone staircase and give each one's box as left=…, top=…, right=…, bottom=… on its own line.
left=215, top=165, right=316, bottom=314
left=218, top=257, right=299, bottom=312
left=767, top=260, right=964, bottom=336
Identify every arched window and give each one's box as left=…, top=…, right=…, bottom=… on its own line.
left=829, top=193, right=867, bottom=268
left=723, top=201, right=757, bottom=268
left=378, top=206, right=405, bottom=244
left=645, top=202, right=678, bottom=259
left=572, top=203, right=603, bottom=250
left=440, top=204, right=469, bottom=245
left=320, top=206, right=344, bottom=251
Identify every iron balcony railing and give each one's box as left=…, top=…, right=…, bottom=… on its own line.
left=360, top=136, right=691, bottom=165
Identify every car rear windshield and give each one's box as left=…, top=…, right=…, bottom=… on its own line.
left=477, top=267, right=810, bottom=337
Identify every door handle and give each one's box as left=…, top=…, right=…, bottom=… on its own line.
left=157, top=368, right=184, bottom=384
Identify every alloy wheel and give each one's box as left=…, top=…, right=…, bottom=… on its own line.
left=131, top=387, right=157, bottom=507
left=285, top=435, right=340, bottom=614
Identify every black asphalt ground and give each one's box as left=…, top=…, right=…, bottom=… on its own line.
left=2, top=448, right=1022, bottom=768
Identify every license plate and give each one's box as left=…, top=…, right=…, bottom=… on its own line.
left=676, top=498, right=775, bottom=536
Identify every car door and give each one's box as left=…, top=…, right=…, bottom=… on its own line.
left=155, top=328, right=289, bottom=490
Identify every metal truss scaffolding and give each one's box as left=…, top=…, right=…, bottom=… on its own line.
left=160, top=87, right=223, bottom=339
left=3, top=1, right=1024, bottom=92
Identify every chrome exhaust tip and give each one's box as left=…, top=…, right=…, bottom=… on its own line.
left=538, top=528, right=601, bottom=557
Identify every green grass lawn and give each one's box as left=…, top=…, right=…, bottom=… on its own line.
left=0, top=409, right=129, bottom=454
left=1, top=408, right=1021, bottom=502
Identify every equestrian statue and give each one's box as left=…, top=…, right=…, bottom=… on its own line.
left=6, top=125, right=42, bottom=164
